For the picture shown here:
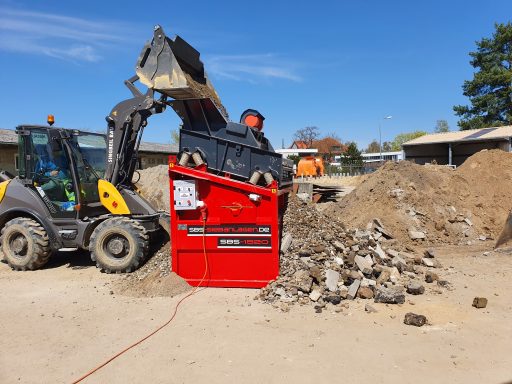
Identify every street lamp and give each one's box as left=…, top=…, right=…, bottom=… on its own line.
left=379, top=115, right=393, bottom=162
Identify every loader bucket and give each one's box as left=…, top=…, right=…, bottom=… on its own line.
left=135, top=25, right=226, bottom=117
left=494, top=210, right=512, bottom=249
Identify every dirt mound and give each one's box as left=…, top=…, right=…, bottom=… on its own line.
left=114, top=241, right=191, bottom=298
left=135, top=165, right=170, bottom=212
left=329, top=149, right=512, bottom=245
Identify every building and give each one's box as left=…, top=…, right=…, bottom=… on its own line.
left=361, top=151, right=403, bottom=163
left=402, top=126, right=512, bottom=166
left=0, top=128, right=178, bottom=175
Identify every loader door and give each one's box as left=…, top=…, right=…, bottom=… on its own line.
left=23, top=129, right=78, bottom=218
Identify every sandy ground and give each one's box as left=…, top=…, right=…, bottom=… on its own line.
left=1, top=245, right=511, bottom=384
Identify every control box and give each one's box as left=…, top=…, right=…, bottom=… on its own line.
left=173, top=180, right=197, bottom=210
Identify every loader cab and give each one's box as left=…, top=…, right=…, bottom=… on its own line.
left=16, top=125, right=108, bottom=219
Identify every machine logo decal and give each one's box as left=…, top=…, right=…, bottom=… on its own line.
left=187, top=224, right=271, bottom=236
left=35, top=186, right=57, bottom=214
left=217, top=237, right=272, bottom=249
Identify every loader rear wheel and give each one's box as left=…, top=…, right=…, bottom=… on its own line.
left=1, top=218, right=51, bottom=271
left=90, top=217, right=148, bottom=273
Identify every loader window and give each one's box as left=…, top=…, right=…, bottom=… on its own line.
left=69, top=133, right=106, bottom=204
left=30, top=130, right=76, bottom=216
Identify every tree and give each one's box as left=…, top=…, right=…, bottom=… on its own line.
left=453, top=22, right=512, bottom=130
left=171, top=129, right=180, bottom=145
left=382, top=141, right=393, bottom=152
left=390, top=131, right=427, bottom=151
left=434, top=120, right=450, bottom=133
left=342, top=142, right=363, bottom=167
left=366, top=140, right=380, bottom=153
left=293, top=126, right=320, bottom=148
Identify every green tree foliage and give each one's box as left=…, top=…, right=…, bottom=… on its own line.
left=342, top=142, right=363, bottom=166
left=390, top=131, right=427, bottom=151
left=453, top=22, right=512, bottom=130
left=287, top=154, right=301, bottom=166
left=366, top=140, right=380, bottom=153
left=434, top=120, right=450, bottom=133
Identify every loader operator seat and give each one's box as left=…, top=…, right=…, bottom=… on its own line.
left=33, top=144, right=75, bottom=211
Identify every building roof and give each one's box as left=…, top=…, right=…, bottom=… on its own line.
left=289, top=140, right=309, bottom=149
left=0, top=129, right=18, bottom=144
left=403, top=125, right=512, bottom=146
left=0, top=128, right=177, bottom=154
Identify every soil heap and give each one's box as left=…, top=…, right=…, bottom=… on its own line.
left=135, top=165, right=170, bottom=212
left=329, top=150, right=512, bottom=245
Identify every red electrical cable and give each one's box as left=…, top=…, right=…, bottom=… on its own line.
left=71, top=217, right=209, bottom=384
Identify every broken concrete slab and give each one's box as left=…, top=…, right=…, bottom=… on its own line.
left=374, top=286, right=405, bottom=304
left=325, top=269, right=340, bottom=292
left=354, top=255, right=373, bottom=275
left=347, top=279, right=361, bottom=300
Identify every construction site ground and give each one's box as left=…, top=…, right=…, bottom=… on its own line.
left=1, top=244, right=511, bottom=383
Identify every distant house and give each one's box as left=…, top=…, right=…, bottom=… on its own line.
left=0, top=128, right=178, bottom=175
left=289, top=140, right=309, bottom=149
left=402, top=125, right=512, bottom=166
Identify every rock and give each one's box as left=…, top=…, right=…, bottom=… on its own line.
left=309, top=289, right=321, bottom=302
left=280, top=233, right=293, bottom=254
left=472, top=297, right=488, bottom=308
left=408, top=229, right=426, bottom=240
left=357, top=286, right=374, bottom=299
left=354, top=255, right=373, bottom=275
left=325, top=295, right=342, bottom=305
left=333, top=241, right=346, bottom=252
left=389, top=267, right=401, bottom=284
left=479, top=235, right=487, bottom=241
left=374, top=286, right=405, bottom=304
left=391, top=255, right=407, bottom=272
left=376, top=269, right=391, bottom=285
left=339, top=285, right=349, bottom=299
left=275, top=287, right=286, bottom=297
left=313, top=245, right=326, bottom=253
left=425, top=271, right=438, bottom=283
left=403, top=312, right=427, bottom=327
left=334, top=257, right=344, bottom=266
left=386, top=248, right=400, bottom=258
left=325, top=269, right=340, bottom=292
left=347, top=279, right=361, bottom=300
left=360, top=277, right=376, bottom=288
left=422, top=258, right=434, bottom=267
left=406, top=281, right=425, bottom=295
left=372, top=243, right=388, bottom=262
left=375, top=226, right=394, bottom=239
left=365, top=303, right=378, bottom=313
left=292, top=270, right=313, bottom=293
left=309, top=266, right=323, bottom=283
left=298, top=249, right=312, bottom=257
left=424, top=248, right=435, bottom=258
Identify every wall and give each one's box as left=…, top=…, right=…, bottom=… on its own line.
left=0, top=145, right=18, bottom=174
left=138, top=152, right=169, bottom=169
left=404, top=140, right=510, bottom=166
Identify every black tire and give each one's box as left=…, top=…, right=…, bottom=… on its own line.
left=89, top=217, right=149, bottom=273
left=0, top=218, right=51, bottom=271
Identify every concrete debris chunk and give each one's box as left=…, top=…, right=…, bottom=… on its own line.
left=309, top=289, right=322, bottom=302
left=374, top=286, right=405, bottom=304
left=472, top=297, right=488, bottom=309
left=293, top=270, right=313, bottom=293
left=347, top=279, right=361, bottom=300
left=425, top=271, right=439, bottom=283
left=280, top=233, right=293, bottom=254
left=357, top=286, right=374, bottom=299
left=372, top=243, right=388, bottom=262
left=422, top=258, right=434, bottom=267
left=354, top=255, right=373, bottom=275
left=325, top=269, right=340, bottom=292
left=391, top=255, right=407, bottom=272
left=404, top=312, right=427, bottom=327
left=406, top=281, right=425, bottom=295
left=424, top=248, right=435, bottom=258
left=360, top=277, right=377, bottom=288
left=408, top=229, right=426, bottom=240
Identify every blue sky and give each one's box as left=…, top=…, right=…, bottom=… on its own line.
left=0, top=0, right=510, bottom=149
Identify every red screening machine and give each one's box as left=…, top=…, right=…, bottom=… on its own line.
left=168, top=100, right=293, bottom=288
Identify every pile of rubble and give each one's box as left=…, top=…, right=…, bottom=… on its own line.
left=258, top=197, right=447, bottom=312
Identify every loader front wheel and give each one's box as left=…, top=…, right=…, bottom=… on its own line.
left=90, top=217, right=148, bottom=273
left=1, top=218, right=51, bottom=271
